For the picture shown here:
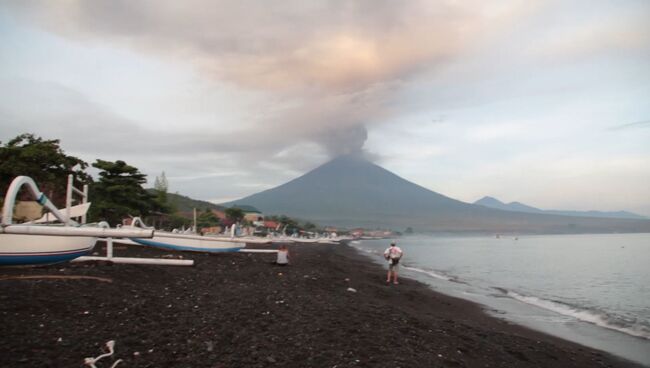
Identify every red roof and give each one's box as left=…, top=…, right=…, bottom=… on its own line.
left=264, top=220, right=280, bottom=229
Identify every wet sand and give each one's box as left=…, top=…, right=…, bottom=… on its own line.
left=0, top=242, right=643, bottom=367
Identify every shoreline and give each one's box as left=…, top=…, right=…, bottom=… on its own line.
left=0, top=241, right=644, bottom=367
left=350, top=236, right=650, bottom=366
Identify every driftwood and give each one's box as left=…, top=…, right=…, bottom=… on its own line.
left=0, top=275, right=113, bottom=283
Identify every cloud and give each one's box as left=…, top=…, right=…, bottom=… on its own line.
left=608, top=120, right=650, bottom=131
left=2, top=0, right=535, bottom=158
left=530, top=4, right=650, bottom=62
left=0, top=78, right=260, bottom=169
left=0, top=77, right=341, bottom=197
left=7, top=1, right=468, bottom=90
left=465, top=122, right=527, bottom=142
left=3, top=0, right=648, bottom=213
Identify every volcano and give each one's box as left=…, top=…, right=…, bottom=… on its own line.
left=225, top=155, right=650, bottom=233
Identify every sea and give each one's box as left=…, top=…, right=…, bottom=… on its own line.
left=352, top=233, right=650, bottom=366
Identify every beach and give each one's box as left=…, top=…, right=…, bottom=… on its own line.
left=0, top=242, right=642, bottom=368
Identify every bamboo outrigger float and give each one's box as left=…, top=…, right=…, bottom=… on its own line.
left=0, top=175, right=154, bottom=266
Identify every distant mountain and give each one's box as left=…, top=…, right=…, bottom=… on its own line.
left=223, top=154, right=650, bottom=233
left=474, top=196, right=647, bottom=220
left=473, top=196, right=512, bottom=211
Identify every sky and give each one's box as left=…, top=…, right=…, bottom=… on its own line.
left=0, top=0, right=649, bottom=216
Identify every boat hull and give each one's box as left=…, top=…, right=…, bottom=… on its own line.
left=131, top=232, right=245, bottom=253
left=0, top=234, right=96, bottom=265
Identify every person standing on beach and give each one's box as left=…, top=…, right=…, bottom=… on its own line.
left=384, top=241, right=403, bottom=284
left=276, top=244, right=290, bottom=265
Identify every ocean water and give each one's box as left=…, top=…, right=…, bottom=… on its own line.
left=353, top=233, right=650, bottom=366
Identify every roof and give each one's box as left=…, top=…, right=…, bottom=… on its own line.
left=264, top=220, right=280, bottom=229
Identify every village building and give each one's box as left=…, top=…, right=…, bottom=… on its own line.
left=263, top=220, right=280, bottom=231
left=243, top=209, right=264, bottom=224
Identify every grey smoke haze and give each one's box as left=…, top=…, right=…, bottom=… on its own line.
left=320, top=125, right=367, bottom=156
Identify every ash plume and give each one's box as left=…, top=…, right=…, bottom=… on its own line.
left=2, top=0, right=538, bottom=159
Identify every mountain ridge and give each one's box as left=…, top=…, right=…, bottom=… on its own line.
left=474, top=196, right=646, bottom=220
left=147, top=189, right=225, bottom=213
left=223, top=155, right=650, bottom=233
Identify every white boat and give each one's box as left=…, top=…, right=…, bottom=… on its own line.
left=125, top=217, right=252, bottom=253
left=0, top=176, right=153, bottom=266
left=1, top=231, right=96, bottom=266
left=208, top=234, right=272, bottom=245
left=131, top=232, right=246, bottom=253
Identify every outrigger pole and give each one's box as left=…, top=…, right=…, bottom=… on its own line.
left=0, top=176, right=153, bottom=238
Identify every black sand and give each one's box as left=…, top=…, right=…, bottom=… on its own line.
left=0, top=242, right=643, bottom=367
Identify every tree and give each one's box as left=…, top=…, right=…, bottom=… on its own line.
left=197, top=209, right=221, bottom=229
left=153, top=171, right=173, bottom=214
left=302, top=221, right=317, bottom=231
left=166, top=214, right=192, bottom=231
left=0, top=133, right=90, bottom=206
left=265, top=214, right=301, bottom=234
left=88, top=159, right=158, bottom=225
left=225, top=207, right=245, bottom=223
left=153, top=171, right=167, bottom=190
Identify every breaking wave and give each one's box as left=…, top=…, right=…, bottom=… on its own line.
left=402, top=265, right=453, bottom=281
left=352, top=245, right=462, bottom=283
left=494, top=288, right=650, bottom=340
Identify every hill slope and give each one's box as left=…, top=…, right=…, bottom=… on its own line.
left=225, top=155, right=650, bottom=233
left=147, top=190, right=225, bottom=213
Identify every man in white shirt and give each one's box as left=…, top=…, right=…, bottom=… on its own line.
left=383, top=241, right=403, bottom=285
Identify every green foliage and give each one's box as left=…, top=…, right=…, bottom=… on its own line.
left=88, top=159, right=158, bottom=226
left=266, top=214, right=298, bottom=228
left=165, top=214, right=193, bottom=231
left=159, top=191, right=223, bottom=213
left=265, top=214, right=322, bottom=234
left=154, top=171, right=168, bottom=193
left=0, top=133, right=90, bottom=206
left=302, top=221, right=317, bottom=231
left=197, top=209, right=221, bottom=229
left=225, top=207, right=245, bottom=222
left=153, top=171, right=173, bottom=214
left=228, top=204, right=260, bottom=213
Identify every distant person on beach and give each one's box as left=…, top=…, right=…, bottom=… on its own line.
left=384, top=241, right=403, bottom=284
left=276, top=244, right=290, bottom=265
